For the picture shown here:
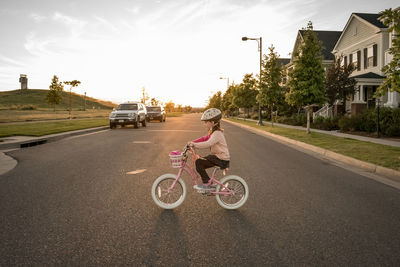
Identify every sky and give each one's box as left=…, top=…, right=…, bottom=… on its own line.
left=0, top=0, right=398, bottom=107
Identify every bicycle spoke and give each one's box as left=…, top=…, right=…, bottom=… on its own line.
left=155, top=178, right=183, bottom=205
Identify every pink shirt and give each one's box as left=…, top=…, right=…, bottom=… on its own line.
left=192, top=131, right=230, bottom=161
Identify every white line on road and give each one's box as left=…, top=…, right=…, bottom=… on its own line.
left=127, top=169, right=146, bottom=175
left=66, top=130, right=110, bottom=140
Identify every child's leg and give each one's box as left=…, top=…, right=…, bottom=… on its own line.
left=195, top=157, right=217, bottom=183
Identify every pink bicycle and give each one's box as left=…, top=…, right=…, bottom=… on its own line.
left=151, top=145, right=249, bottom=209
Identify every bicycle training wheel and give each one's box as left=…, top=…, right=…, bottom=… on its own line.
left=151, top=174, right=187, bottom=209
left=215, top=175, right=249, bottom=210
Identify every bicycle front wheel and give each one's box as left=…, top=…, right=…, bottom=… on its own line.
left=216, top=175, right=249, bottom=210
left=151, top=174, right=187, bottom=209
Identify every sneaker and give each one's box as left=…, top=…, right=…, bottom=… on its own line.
left=194, top=184, right=211, bottom=190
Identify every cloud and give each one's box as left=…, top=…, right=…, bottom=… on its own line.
left=29, top=13, right=46, bottom=22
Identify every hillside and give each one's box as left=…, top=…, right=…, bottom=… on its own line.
left=0, top=89, right=116, bottom=110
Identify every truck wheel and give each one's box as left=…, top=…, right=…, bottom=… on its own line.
left=110, top=122, right=116, bottom=129
left=141, top=119, right=147, bottom=127
left=134, top=118, right=139, bottom=128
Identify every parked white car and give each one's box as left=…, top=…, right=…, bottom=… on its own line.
left=109, top=102, right=147, bottom=129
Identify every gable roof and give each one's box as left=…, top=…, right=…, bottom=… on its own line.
left=333, top=13, right=388, bottom=52
left=352, top=72, right=385, bottom=79
left=277, top=58, right=290, bottom=66
left=299, top=30, right=342, bottom=61
left=353, top=13, right=387, bottom=29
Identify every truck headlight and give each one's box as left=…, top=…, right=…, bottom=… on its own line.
left=128, top=113, right=136, bottom=118
left=110, top=113, right=116, bottom=118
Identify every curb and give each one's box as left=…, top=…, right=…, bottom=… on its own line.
left=0, top=126, right=109, bottom=150
left=223, top=119, right=400, bottom=181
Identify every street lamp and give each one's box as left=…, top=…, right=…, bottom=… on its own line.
left=219, top=77, right=229, bottom=91
left=242, top=36, right=263, bottom=126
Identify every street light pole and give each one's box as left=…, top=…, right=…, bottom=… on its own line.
left=219, top=77, right=230, bottom=91
left=242, top=36, right=264, bottom=126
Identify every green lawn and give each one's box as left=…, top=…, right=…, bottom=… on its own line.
left=0, top=118, right=108, bottom=138
left=226, top=118, right=400, bottom=171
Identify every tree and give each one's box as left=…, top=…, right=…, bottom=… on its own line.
left=232, top=73, right=258, bottom=117
left=286, top=21, right=326, bottom=133
left=222, top=85, right=236, bottom=116
left=63, top=80, right=81, bottom=118
left=377, top=8, right=400, bottom=96
left=207, top=91, right=222, bottom=110
left=258, top=45, right=285, bottom=126
left=46, top=75, right=64, bottom=111
left=141, top=87, right=150, bottom=104
left=150, top=98, right=159, bottom=106
left=325, top=56, right=356, bottom=109
left=183, top=105, right=192, bottom=112
left=164, top=101, right=175, bottom=113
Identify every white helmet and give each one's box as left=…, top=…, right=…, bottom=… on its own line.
left=201, top=108, right=222, bottom=122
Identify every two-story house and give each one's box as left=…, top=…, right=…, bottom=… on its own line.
left=284, top=30, right=342, bottom=84
left=332, top=13, right=399, bottom=115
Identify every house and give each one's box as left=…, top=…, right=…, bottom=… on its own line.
left=332, top=13, right=399, bottom=115
left=283, top=30, right=342, bottom=85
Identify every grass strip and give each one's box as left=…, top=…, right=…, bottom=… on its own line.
left=227, top=118, right=400, bottom=171
left=0, top=118, right=108, bottom=138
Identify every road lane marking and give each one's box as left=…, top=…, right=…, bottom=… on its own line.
left=133, top=141, right=152, bottom=143
left=127, top=169, right=147, bottom=175
left=66, top=130, right=110, bottom=140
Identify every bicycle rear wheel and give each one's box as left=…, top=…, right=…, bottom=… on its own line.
left=151, top=174, right=186, bottom=209
left=215, top=175, right=249, bottom=209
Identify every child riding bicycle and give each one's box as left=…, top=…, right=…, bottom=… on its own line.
left=189, top=108, right=230, bottom=191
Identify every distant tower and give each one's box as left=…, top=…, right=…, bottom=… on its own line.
left=19, top=74, right=28, bottom=90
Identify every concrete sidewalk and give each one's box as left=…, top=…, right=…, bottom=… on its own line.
left=234, top=117, right=400, bottom=148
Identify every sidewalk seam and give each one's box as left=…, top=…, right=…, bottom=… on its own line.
left=223, top=119, right=400, bottom=181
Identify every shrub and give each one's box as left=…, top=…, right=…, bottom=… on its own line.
left=250, top=113, right=258, bottom=120
left=277, top=114, right=307, bottom=126
left=312, top=116, right=339, bottom=131
left=386, top=126, right=400, bottom=137
left=338, top=116, right=353, bottom=131
left=20, top=104, right=38, bottom=110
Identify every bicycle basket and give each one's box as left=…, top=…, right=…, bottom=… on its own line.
left=169, top=150, right=183, bottom=168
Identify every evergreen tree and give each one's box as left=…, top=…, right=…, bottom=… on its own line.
left=46, top=75, right=64, bottom=111
left=377, top=8, right=400, bottom=95
left=325, top=56, right=356, bottom=108
left=286, top=21, right=326, bottom=133
left=258, top=45, right=284, bottom=126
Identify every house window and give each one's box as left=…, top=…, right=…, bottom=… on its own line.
left=351, top=51, right=358, bottom=69
left=367, top=46, right=374, bottom=67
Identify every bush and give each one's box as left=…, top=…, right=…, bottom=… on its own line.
left=386, top=126, right=400, bottom=137
left=277, top=114, right=307, bottom=126
left=20, top=104, right=38, bottom=110
left=338, top=116, right=353, bottom=132
left=250, top=113, right=258, bottom=120
left=312, top=116, right=339, bottom=131
left=337, top=107, right=400, bottom=137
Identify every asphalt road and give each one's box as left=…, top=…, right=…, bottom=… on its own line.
left=1, top=114, right=399, bottom=266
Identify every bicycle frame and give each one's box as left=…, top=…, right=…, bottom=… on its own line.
left=167, top=147, right=234, bottom=196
